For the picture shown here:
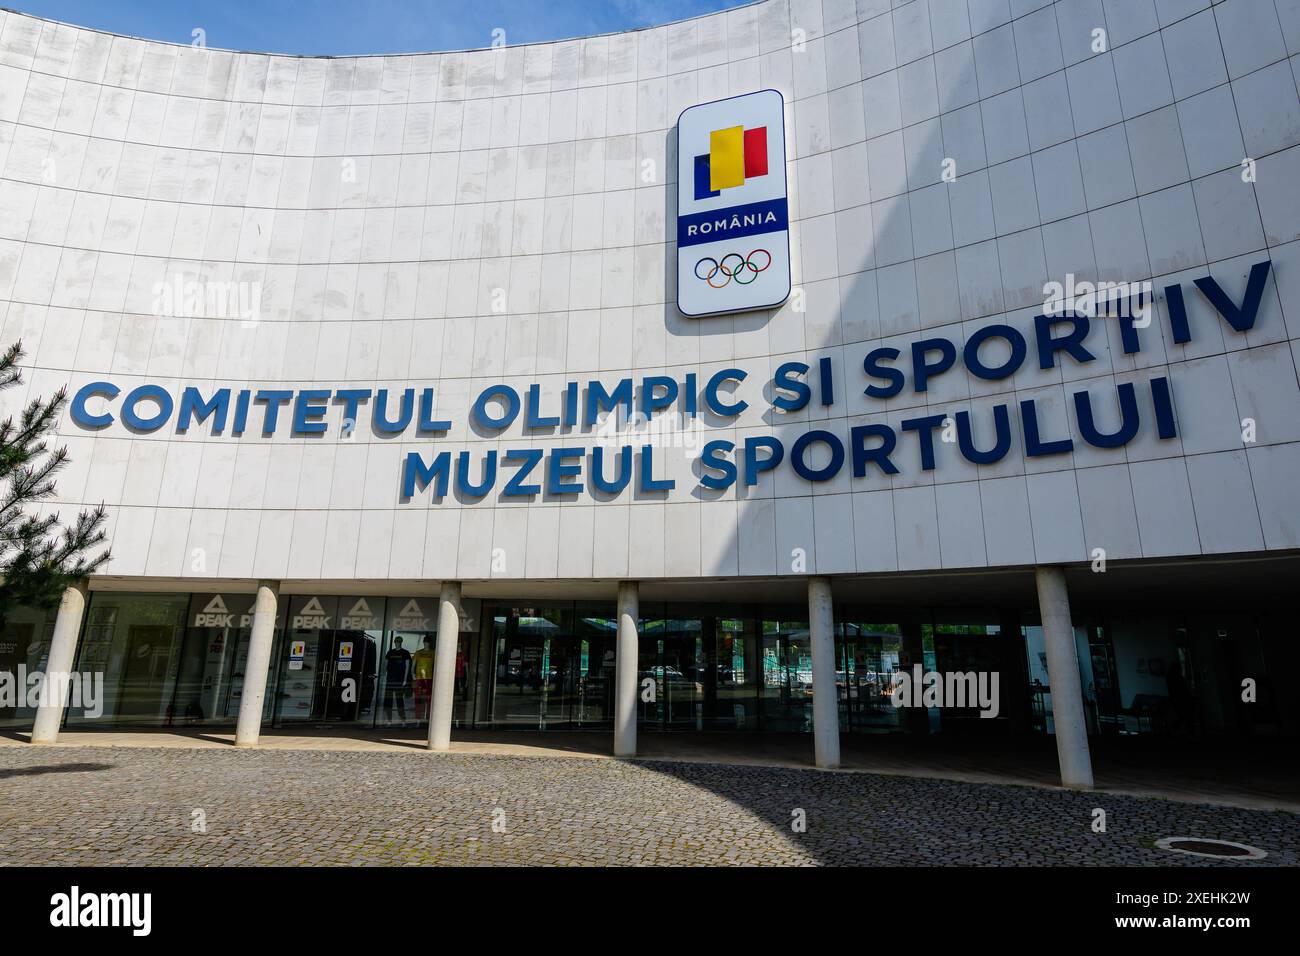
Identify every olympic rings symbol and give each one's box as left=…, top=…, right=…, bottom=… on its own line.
left=694, top=249, right=772, bottom=288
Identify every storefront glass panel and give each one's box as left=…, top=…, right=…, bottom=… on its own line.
left=926, top=612, right=1014, bottom=733
left=68, top=592, right=189, bottom=726
left=1025, top=620, right=1096, bottom=736
left=1025, top=611, right=1300, bottom=740
left=487, top=602, right=615, bottom=729
left=760, top=619, right=812, bottom=732
left=375, top=597, right=432, bottom=728
left=837, top=622, right=904, bottom=733
left=0, top=604, right=57, bottom=728
left=334, top=596, right=383, bottom=724
left=640, top=611, right=703, bottom=730
left=272, top=595, right=382, bottom=725
left=704, top=616, right=759, bottom=730
left=171, top=593, right=271, bottom=726
left=491, top=605, right=561, bottom=728
left=571, top=605, right=617, bottom=728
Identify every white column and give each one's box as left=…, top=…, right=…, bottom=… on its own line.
left=235, top=581, right=279, bottom=748
left=30, top=581, right=88, bottom=745
left=427, top=581, right=462, bottom=751
left=808, top=576, right=841, bottom=769
left=1035, top=566, right=1094, bottom=789
left=614, top=580, right=639, bottom=758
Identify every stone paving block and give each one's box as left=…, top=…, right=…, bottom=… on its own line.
left=0, top=746, right=1295, bottom=866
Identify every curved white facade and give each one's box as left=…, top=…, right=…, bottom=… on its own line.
left=2, top=0, right=1299, bottom=587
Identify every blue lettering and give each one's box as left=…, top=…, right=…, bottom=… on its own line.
left=704, top=369, right=747, bottom=416
left=547, top=447, right=584, bottom=495
left=503, top=449, right=543, bottom=496
left=790, top=430, right=845, bottom=482
left=292, top=389, right=330, bottom=434
left=121, top=384, right=173, bottom=432
left=71, top=381, right=119, bottom=428
left=772, top=362, right=811, bottom=412
left=699, top=440, right=737, bottom=490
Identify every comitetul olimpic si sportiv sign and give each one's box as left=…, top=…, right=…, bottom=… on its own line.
left=68, top=258, right=1274, bottom=502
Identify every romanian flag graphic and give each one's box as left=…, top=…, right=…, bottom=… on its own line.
left=694, top=125, right=769, bottom=200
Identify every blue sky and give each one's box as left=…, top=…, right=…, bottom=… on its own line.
left=13, top=0, right=754, bottom=55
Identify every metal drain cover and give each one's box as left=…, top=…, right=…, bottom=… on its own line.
left=1155, top=837, right=1267, bottom=860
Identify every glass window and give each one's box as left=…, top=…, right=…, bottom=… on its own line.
left=68, top=593, right=190, bottom=726
left=837, top=621, right=904, bottom=733
left=0, top=604, right=57, bottom=729
left=1024, top=618, right=1096, bottom=736
left=706, top=615, right=759, bottom=730
left=572, top=604, right=617, bottom=729
left=171, top=593, right=275, bottom=726
left=760, top=619, right=813, bottom=732
left=377, top=597, right=476, bottom=731
left=273, top=595, right=383, bottom=725
left=487, top=602, right=616, bottom=730
left=924, top=611, right=1015, bottom=731
left=639, top=608, right=704, bottom=730
left=376, top=615, right=419, bottom=729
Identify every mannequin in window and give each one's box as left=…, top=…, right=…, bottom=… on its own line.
left=412, top=636, right=435, bottom=723
left=383, top=636, right=412, bottom=726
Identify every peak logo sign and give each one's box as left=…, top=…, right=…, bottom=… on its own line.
left=340, top=598, right=380, bottom=630
left=391, top=599, right=429, bottom=631
left=677, top=90, right=791, bottom=318
left=192, top=594, right=256, bottom=629
left=292, top=596, right=331, bottom=629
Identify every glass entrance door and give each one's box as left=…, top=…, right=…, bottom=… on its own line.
left=274, top=595, right=381, bottom=725
left=277, top=628, right=381, bottom=724
left=318, top=629, right=379, bottom=722
left=569, top=605, right=616, bottom=728
left=570, top=632, right=615, bottom=727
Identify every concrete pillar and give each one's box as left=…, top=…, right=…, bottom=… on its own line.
left=808, top=576, right=841, bottom=769
left=234, top=581, right=279, bottom=748
left=427, top=581, right=461, bottom=751
left=1035, top=566, right=1094, bottom=789
left=614, top=580, right=639, bottom=757
left=30, top=581, right=89, bottom=744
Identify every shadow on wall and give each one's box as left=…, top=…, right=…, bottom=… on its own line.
left=657, top=0, right=1258, bottom=571
left=656, top=0, right=1003, bottom=542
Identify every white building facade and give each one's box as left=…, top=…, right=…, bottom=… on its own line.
left=2, top=0, right=1298, bottom=783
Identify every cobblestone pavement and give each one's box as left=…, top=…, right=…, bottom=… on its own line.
left=1, top=746, right=1297, bottom=866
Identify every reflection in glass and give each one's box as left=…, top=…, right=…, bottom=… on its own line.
left=0, top=604, right=56, bottom=728
left=707, top=617, right=758, bottom=729
left=837, top=622, right=903, bottom=733
left=273, top=596, right=381, bottom=724
left=68, top=593, right=190, bottom=725
left=487, top=603, right=616, bottom=729
left=639, top=616, right=703, bottom=729
left=760, top=620, right=812, bottom=732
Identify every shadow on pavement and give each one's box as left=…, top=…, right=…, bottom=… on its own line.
left=0, top=761, right=115, bottom=779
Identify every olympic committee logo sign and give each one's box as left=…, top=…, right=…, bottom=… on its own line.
left=676, top=89, right=791, bottom=318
